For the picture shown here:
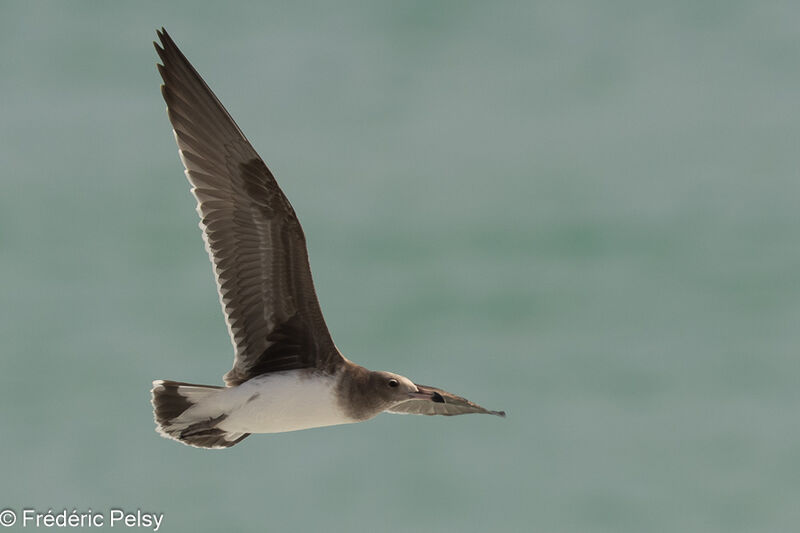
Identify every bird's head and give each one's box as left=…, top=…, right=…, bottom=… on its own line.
left=336, top=365, right=439, bottom=421
left=367, top=371, right=428, bottom=406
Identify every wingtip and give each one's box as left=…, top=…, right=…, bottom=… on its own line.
left=154, top=27, right=173, bottom=54
left=492, top=410, right=506, bottom=418
left=157, top=27, right=175, bottom=48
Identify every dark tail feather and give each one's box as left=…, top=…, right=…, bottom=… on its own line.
left=150, top=380, right=249, bottom=449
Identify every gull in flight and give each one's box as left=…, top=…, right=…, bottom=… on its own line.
left=150, top=28, right=505, bottom=449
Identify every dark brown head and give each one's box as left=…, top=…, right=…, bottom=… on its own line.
left=336, top=366, right=427, bottom=421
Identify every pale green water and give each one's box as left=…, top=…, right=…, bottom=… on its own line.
left=1, top=2, right=799, bottom=532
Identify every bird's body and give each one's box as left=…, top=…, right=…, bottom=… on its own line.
left=220, top=371, right=346, bottom=434
left=163, top=370, right=347, bottom=436
left=150, top=28, right=504, bottom=449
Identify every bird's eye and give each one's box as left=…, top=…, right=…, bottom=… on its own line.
left=388, top=379, right=399, bottom=388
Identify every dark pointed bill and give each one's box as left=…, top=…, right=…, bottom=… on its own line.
left=392, top=384, right=506, bottom=417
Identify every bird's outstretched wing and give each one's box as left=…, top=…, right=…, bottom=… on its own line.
left=155, top=28, right=343, bottom=385
left=389, top=385, right=506, bottom=417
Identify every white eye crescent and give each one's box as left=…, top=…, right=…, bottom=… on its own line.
left=388, top=379, right=399, bottom=388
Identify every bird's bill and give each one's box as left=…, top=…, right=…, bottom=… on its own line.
left=389, top=383, right=506, bottom=417
left=407, top=384, right=446, bottom=403
left=407, top=389, right=435, bottom=400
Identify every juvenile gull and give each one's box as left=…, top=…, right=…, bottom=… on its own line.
left=150, top=28, right=505, bottom=449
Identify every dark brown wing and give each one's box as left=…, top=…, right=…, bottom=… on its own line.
left=154, top=28, right=343, bottom=385
left=388, top=384, right=506, bottom=417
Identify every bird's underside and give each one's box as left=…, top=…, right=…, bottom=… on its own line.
left=149, top=28, right=504, bottom=449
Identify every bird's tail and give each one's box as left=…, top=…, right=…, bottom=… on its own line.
left=150, top=380, right=249, bottom=449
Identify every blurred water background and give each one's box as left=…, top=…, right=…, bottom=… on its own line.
left=1, top=2, right=799, bottom=532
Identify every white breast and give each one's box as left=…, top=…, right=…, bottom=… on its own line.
left=215, top=370, right=356, bottom=434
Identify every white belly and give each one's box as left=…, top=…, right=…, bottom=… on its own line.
left=214, top=370, right=355, bottom=434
